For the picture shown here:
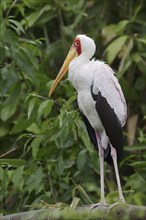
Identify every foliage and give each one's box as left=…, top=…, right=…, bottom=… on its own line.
left=0, top=0, right=146, bottom=215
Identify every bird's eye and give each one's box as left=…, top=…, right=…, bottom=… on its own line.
left=75, top=42, right=79, bottom=47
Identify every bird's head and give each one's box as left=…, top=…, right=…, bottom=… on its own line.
left=49, top=35, right=96, bottom=97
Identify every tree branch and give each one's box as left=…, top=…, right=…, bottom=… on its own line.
left=1, top=203, right=146, bottom=220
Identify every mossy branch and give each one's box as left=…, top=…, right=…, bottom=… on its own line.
left=1, top=204, right=146, bottom=220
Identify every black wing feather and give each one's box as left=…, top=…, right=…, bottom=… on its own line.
left=91, top=85, right=123, bottom=162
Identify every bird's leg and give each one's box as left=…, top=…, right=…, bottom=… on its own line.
left=110, top=145, right=125, bottom=203
left=98, top=147, right=107, bottom=205
left=96, top=132, right=106, bottom=205
left=90, top=132, right=108, bottom=209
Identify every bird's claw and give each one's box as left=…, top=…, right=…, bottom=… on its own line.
left=90, top=201, right=109, bottom=210
left=109, top=199, right=126, bottom=211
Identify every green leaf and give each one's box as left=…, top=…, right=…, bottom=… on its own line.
left=136, top=38, right=146, bottom=44
left=0, top=124, right=9, bottom=137
left=132, top=53, right=142, bottom=63
left=8, top=18, right=25, bottom=34
left=28, top=97, right=37, bottom=119
left=120, top=77, right=139, bottom=102
left=27, top=123, right=40, bottom=134
left=63, top=160, right=75, bottom=169
left=118, top=38, right=133, bottom=78
left=58, top=160, right=75, bottom=176
left=12, top=166, right=24, bottom=189
left=0, top=159, right=26, bottom=167
left=0, top=20, right=6, bottom=40
left=22, top=5, right=54, bottom=28
left=61, top=95, right=77, bottom=111
left=130, top=161, right=146, bottom=170
left=73, top=183, right=93, bottom=204
left=19, top=46, right=39, bottom=71
left=1, top=82, right=21, bottom=121
left=131, top=4, right=142, bottom=21
left=106, top=190, right=134, bottom=203
left=25, top=92, right=39, bottom=103
left=115, top=20, right=129, bottom=33
left=10, top=117, right=32, bottom=134
left=34, top=11, right=56, bottom=25
left=106, top=35, right=129, bottom=64
left=77, top=149, right=87, bottom=171
left=33, top=166, right=44, bottom=192
left=124, top=145, right=146, bottom=151
left=37, top=99, right=54, bottom=118
left=1, top=0, right=7, bottom=10
left=117, top=60, right=132, bottom=79
left=70, top=197, right=80, bottom=211
left=16, top=47, right=37, bottom=74
left=102, top=20, right=129, bottom=43
left=16, top=133, right=33, bottom=143
left=31, top=136, right=43, bottom=159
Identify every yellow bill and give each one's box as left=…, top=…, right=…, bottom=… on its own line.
left=49, top=47, right=77, bottom=97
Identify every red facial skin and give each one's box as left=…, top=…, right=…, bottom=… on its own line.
left=73, top=38, right=81, bottom=55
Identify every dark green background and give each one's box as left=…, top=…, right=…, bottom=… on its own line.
left=0, top=0, right=146, bottom=214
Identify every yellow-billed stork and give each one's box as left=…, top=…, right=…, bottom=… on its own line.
left=49, top=35, right=127, bottom=206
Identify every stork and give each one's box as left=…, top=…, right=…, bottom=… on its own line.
left=49, top=35, right=127, bottom=206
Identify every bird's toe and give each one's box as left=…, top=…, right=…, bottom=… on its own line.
left=90, top=201, right=109, bottom=210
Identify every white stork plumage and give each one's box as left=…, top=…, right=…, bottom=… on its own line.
left=49, top=35, right=127, bottom=206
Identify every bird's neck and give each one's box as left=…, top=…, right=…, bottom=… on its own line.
left=69, top=52, right=90, bottom=79
left=68, top=53, right=94, bottom=92
left=77, top=51, right=91, bottom=63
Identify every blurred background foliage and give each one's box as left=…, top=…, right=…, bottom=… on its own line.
left=0, top=0, right=146, bottom=215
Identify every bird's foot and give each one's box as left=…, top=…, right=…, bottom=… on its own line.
left=90, top=200, right=109, bottom=210
left=109, top=199, right=126, bottom=210
left=118, top=198, right=126, bottom=204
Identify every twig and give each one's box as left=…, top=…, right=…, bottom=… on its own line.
left=6, top=0, right=18, bottom=17
left=0, top=147, right=18, bottom=158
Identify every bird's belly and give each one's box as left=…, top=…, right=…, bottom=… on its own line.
left=77, top=91, right=103, bottom=131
